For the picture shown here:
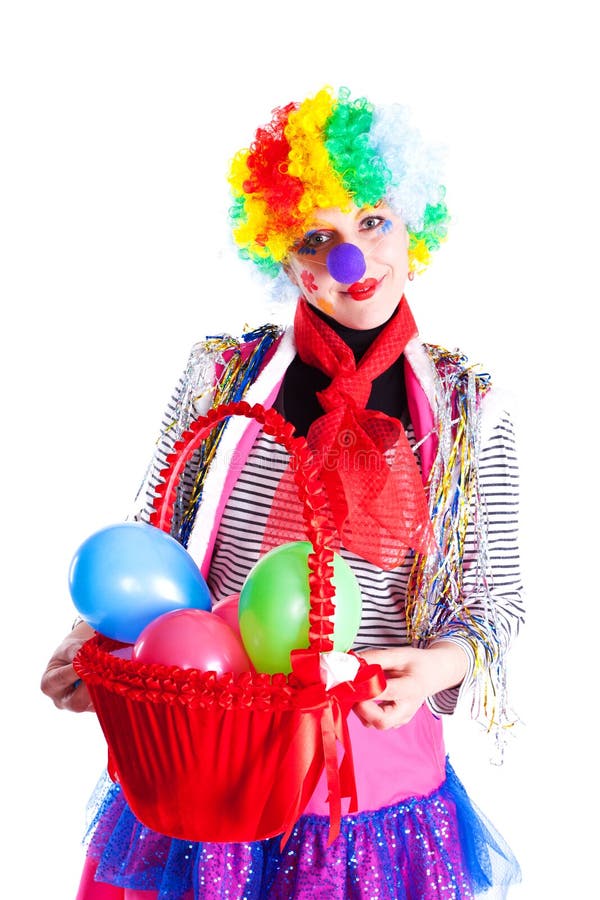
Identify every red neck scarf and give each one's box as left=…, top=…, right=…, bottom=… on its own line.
left=292, top=297, right=433, bottom=570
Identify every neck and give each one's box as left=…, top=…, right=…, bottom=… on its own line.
left=309, top=303, right=400, bottom=362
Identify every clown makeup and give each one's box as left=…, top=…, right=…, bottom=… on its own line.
left=286, top=203, right=410, bottom=330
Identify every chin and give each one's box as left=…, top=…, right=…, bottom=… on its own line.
left=343, top=297, right=400, bottom=329
left=336, top=306, right=386, bottom=330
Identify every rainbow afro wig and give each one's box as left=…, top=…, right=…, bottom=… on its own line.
left=228, top=85, right=450, bottom=286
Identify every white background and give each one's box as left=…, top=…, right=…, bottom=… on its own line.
left=1, top=2, right=597, bottom=897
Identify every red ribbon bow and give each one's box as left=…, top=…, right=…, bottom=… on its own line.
left=287, top=648, right=386, bottom=846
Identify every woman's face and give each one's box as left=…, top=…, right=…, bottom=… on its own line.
left=286, top=202, right=409, bottom=330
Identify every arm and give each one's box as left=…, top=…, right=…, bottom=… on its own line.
left=356, top=401, right=525, bottom=730
left=427, top=405, right=524, bottom=718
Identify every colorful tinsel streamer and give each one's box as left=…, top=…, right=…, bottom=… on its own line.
left=149, top=324, right=283, bottom=548
left=406, top=346, right=516, bottom=758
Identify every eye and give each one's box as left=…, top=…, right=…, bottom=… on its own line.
left=301, top=229, right=333, bottom=250
left=360, top=214, right=386, bottom=231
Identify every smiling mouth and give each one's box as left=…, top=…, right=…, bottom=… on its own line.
left=346, top=277, right=380, bottom=301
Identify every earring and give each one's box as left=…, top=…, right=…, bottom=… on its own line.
left=408, top=270, right=415, bottom=282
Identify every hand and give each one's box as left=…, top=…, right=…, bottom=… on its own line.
left=354, top=642, right=468, bottom=730
left=40, top=621, right=95, bottom=712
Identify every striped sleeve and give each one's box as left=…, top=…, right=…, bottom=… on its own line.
left=428, top=406, right=525, bottom=715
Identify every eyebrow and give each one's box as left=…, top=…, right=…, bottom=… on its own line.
left=306, top=207, right=378, bottom=231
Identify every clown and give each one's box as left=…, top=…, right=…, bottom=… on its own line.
left=42, top=86, right=524, bottom=899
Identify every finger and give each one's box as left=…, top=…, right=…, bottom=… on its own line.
left=62, top=640, right=83, bottom=664
left=372, top=674, right=421, bottom=704
left=353, top=699, right=387, bottom=728
left=41, top=661, right=78, bottom=697
left=355, top=697, right=418, bottom=730
left=60, top=681, right=94, bottom=713
left=353, top=700, right=374, bottom=726
left=366, top=705, right=410, bottom=730
left=371, top=680, right=401, bottom=702
left=356, top=647, right=412, bottom=671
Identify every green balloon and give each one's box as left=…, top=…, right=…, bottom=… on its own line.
left=238, top=541, right=362, bottom=674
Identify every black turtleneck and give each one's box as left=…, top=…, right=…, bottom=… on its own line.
left=282, top=305, right=408, bottom=437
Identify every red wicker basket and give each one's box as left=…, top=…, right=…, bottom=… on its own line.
left=74, top=401, right=385, bottom=845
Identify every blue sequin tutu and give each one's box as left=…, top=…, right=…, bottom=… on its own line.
left=82, top=759, right=520, bottom=899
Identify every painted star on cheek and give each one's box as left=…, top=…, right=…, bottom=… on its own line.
left=301, top=270, right=318, bottom=293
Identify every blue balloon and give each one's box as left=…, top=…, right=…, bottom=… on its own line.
left=68, top=522, right=211, bottom=643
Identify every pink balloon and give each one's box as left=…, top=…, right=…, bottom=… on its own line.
left=132, top=608, right=251, bottom=675
left=212, top=593, right=240, bottom=635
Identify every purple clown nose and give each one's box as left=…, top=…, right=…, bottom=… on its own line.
left=326, top=243, right=367, bottom=284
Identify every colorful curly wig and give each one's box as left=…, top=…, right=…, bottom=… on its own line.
left=228, top=86, right=449, bottom=283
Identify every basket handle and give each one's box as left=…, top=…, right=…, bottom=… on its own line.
left=149, top=400, right=337, bottom=652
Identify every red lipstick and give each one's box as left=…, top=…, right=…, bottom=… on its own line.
left=347, top=277, right=379, bottom=301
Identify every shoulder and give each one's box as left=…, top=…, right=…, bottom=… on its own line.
left=185, top=322, right=286, bottom=381
left=178, top=323, right=289, bottom=419
left=423, top=343, right=492, bottom=397
left=418, top=340, right=517, bottom=445
left=404, top=336, right=492, bottom=412
left=186, top=322, right=284, bottom=370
